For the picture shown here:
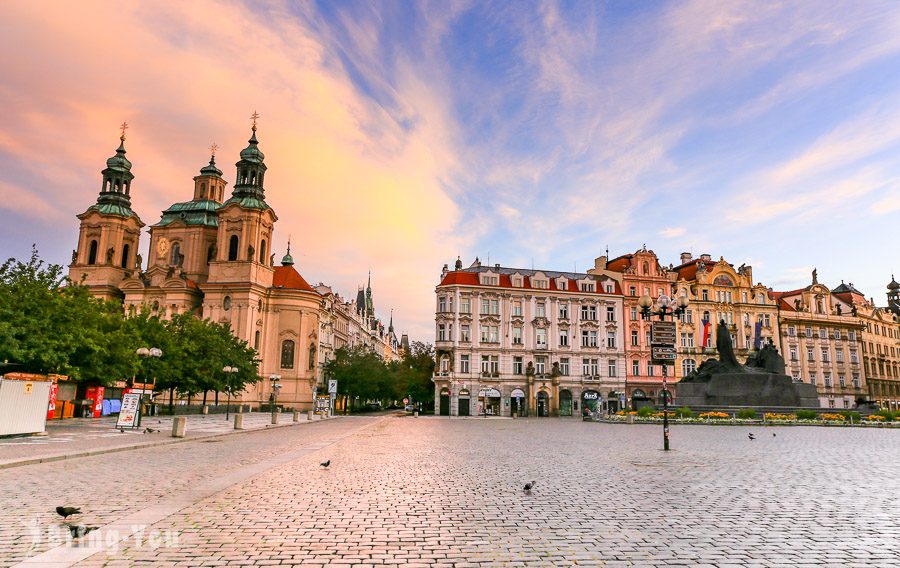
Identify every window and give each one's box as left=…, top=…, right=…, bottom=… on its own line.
left=481, top=326, right=499, bottom=343
left=631, top=330, right=639, bottom=346
left=590, top=359, right=600, bottom=375
left=605, top=284, right=614, bottom=293
left=536, top=357, right=546, bottom=374
left=805, top=326, right=812, bottom=337
left=788, top=326, right=796, bottom=337
left=789, top=347, right=797, bottom=361
left=582, top=330, right=598, bottom=347
left=512, top=326, right=523, bottom=345
left=120, top=244, right=130, bottom=268
left=606, top=331, right=617, bottom=348
left=742, top=292, right=748, bottom=303
left=580, top=282, right=595, bottom=292
left=536, top=302, right=546, bottom=318
left=480, top=275, right=499, bottom=286
left=819, top=329, right=827, bottom=340
left=582, top=358, right=591, bottom=376
left=701, top=289, right=709, bottom=301
left=836, top=349, right=844, bottom=363
left=559, top=304, right=568, bottom=319
left=532, top=279, right=549, bottom=289
left=512, top=301, right=522, bottom=316
left=460, top=298, right=470, bottom=314
left=254, top=330, right=260, bottom=350
left=852, top=373, right=860, bottom=387
left=481, top=355, right=499, bottom=374
left=821, top=348, right=829, bottom=363
left=682, top=358, right=697, bottom=376
left=606, top=306, right=616, bottom=321
left=438, top=297, right=447, bottom=312
left=850, top=350, right=858, bottom=364
left=807, top=347, right=814, bottom=362
left=308, top=343, right=316, bottom=370
left=828, top=399, right=835, bottom=408
left=843, top=399, right=849, bottom=409
left=608, top=360, right=617, bottom=377
left=810, top=373, right=817, bottom=385
left=481, top=298, right=499, bottom=315
left=680, top=333, right=695, bottom=348
left=824, top=373, right=832, bottom=387
left=536, top=329, right=547, bottom=348
left=629, top=286, right=637, bottom=296
left=848, top=330, right=856, bottom=341
left=559, top=329, right=569, bottom=347
left=87, top=240, right=98, bottom=265
left=228, top=235, right=239, bottom=261
left=460, top=354, right=470, bottom=373
left=581, top=305, right=597, bottom=320
left=631, top=307, right=638, bottom=320
left=839, top=374, right=846, bottom=388
left=647, top=362, right=655, bottom=377
left=280, top=340, right=295, bottom=369
left=259, top=239, right=267, bottom=264
left=437, top=324, right=447, bottom=341
left=560, top=358, right=570, bottom=376
left=513, top=357, right=523, bottom=375
left=460, top=325, right=470, bottom=342
left=632, top=360, right=640, bottom=376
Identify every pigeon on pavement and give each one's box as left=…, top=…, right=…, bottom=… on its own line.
left=523, top=481, right=535, bottom=492
left=56, top=506, right=81, bottom=519
left=67, top=524, right=98, bottom=538
left=748, top=433, right=756, bottom=440
left=143, top=428, right=156, bottom=434
left=773, top=432, right=776, bottom=437
left=320, top=460, right=331, bottom=468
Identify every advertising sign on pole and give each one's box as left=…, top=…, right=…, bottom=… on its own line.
left=116, top=392, right=141, bottom=429
left=328, top=379, right=337, bottom=394
left=47, top=382, right=59, bottom=420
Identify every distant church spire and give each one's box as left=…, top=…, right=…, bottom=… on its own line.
left=96, top=123, right=136, bottom=214
left=230, top=110, right=268, bottom=203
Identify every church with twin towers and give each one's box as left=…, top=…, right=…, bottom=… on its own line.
left=68, top=117, right=401, bottom=410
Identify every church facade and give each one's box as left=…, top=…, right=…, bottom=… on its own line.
left=69, top=123, right=324, bottom=409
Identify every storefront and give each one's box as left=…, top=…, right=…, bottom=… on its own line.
left=458, top=388, right=471, bottom=416
left=439, top=387, right=450, bottom=416
left=510, top=388, right=526, bottom=416
left=559, top=389, right=573, bottom=416
left=478, top=388, right=501, bottom=416
left=582, top=390, right=600, bottom=418
left=536, top=390, right=550, bottom=417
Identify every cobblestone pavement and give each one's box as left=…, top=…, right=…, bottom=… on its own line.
left=0, top=412, right=317, bottom=466
left=0, top=416, right=377, bottom=567
left=5, top=418, right=900, bottom=567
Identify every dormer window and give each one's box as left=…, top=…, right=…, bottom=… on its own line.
left=580, top=282, right=596, bottom=292
left=532, top=279, right=549, bottom=289
left=557, top=277, right=567, bottom=289
left=512, top=276, right=523, bottom=287
left=480, top=274, right=499, bottom=286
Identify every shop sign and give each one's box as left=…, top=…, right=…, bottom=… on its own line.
left=116, top=392, right=141, bottom=428
left=510, top=388, right=525, bottom=398
left=478, top=388, right=501, bottom=397
left=582, top=391, right=599, bottom=400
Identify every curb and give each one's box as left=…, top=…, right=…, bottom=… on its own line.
left=0, top=416, right=338, bottom=471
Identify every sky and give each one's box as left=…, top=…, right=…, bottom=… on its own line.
left=2, top=1, right=900, bottom=341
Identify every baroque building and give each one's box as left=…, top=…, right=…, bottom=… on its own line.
left=669, top=253, right=779, bottom=385
left=433, top=257, right=626, bottom=417
left=69, top=122, right=322, bottom=409
left=772, top=272, right=866, bottom=409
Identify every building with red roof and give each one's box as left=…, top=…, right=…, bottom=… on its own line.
left=432, top=256, right=625, bottom=417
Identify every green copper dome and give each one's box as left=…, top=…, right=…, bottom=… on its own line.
left=200, top=154, right=223, bottom=177
left=105, top=137, right=132, bottom=172
left=239, top=129, right=265, bottom=163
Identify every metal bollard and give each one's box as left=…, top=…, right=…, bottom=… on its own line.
left=201, top=405, right=209, bottom=415
left=172, top=416, right=187, bottom=438
left=293, top=410, right=300, bottom=422
left=271, top=413, right=279, bottom=425
left=414, top=411, right=419, bottom=417
left=308, top=411, right=314, bottom=421
left=234, top=414, right=244, bottom=430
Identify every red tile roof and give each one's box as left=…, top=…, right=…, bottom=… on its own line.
left=272, top=266, right=316, bottom=292
left=438, top=270, right=621, bottom=295
left=606, top=255, right=633, bottom=272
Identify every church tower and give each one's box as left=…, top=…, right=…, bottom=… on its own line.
left=888, top=276, right=900, bottom=316
left=69, top=124, right=145, bottom=302
left=204, top=113, right=278, bottom=344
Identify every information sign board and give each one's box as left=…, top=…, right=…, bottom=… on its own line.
left=116, top=393, right=141, bottom=428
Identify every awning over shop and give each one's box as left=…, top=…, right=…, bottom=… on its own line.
left=510, top=388, right=525, bottom=398
left=478, top=388, right=501, bottom=398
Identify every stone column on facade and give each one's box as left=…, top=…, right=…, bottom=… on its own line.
left=526, top=374, right=534, bottom=417
left=550, top=372, right=560, bottom=417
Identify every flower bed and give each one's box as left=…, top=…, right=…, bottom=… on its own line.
left=698, top=412, right=730, bottom=420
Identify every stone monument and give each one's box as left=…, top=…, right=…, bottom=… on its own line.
left=677, top=320, right=819, bottom=408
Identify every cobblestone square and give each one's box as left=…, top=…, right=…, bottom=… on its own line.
left=3, top=417, right=899, bottom=566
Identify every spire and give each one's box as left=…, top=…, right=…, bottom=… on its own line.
left=229, top=110, right=268, bottom=205
left=389, top=309, right=394, bottom=333
left=281, top=236, right=294, bottom=266
left=96, top=123, right=136, bottom=214
left=365, top=271, right=374, bottom=318
left=200, top=143, right=223, bottom=177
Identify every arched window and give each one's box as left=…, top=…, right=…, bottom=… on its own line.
left=309, top=343, right=316, bottom=370
left=259, top=239, right=267, bottom=264
left=642, top=261, right=649, bottom=275
left=254, top=330, right=261, bottom=350
left=121, top=244, right=130, bottom=268
left=87, top=240, right=98, bottom=265
left=228, top=235, right=239, bottom=261
left=170, top=243, right=181, bottom=266
left=682, top=358, right=697, bottom=376
left=281, top=340, right=295, bottom=369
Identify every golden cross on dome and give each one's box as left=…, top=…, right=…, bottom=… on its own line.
left=119, top=121, right=129, bottom=140
left=250, top=110, right=260, bottom=131
left=209, top=142, right=218, bottom=157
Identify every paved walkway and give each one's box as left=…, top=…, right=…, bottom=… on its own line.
left=0, top=412, right=323, bottom=468
left=3, top=417, right=899, bottom=566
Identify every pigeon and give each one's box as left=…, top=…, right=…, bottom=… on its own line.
left=118, top=428, right=125, bottom=433
left=523, top=481, right=535, bottom=492
left=320, top=460, right=331, bottom=468
left=56, top=506, right=81, bottom=519
left=748, top=433, right=756, bottom=440
left=772, top=432, right=776, bottom=437
left=66, top=524, right=98, bottom=538
left=143, top=428, right=156, bottom=434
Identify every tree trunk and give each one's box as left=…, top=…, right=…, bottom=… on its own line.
left=215, top=391, right=219, bottom=406
left=202, top=390, right=208, bottom=406
left=187, top=394, right=192, bottom=406
left=169, top=388, right=175, bottom=413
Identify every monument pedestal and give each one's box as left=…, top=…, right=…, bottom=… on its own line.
left=677, top=373, right=819, bottom=408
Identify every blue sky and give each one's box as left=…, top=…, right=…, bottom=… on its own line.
left=1, top=1, right=900, bottom=339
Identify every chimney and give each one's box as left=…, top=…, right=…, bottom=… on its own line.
left=495, top=263, right=501, bottom=270
left=594, top=256, right=608, bottom=271
left=700, top=254, right=712, bottom=262
left=680, top=252, right=692, bottom=264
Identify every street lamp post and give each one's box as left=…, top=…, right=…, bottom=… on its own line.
left=223, top=366, right=238, bottom=420
left=136, top=347, right=162, bottom=426
left=268, top=374, right=281, bottom=422
left=639, top=292, right=689, bottom=451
